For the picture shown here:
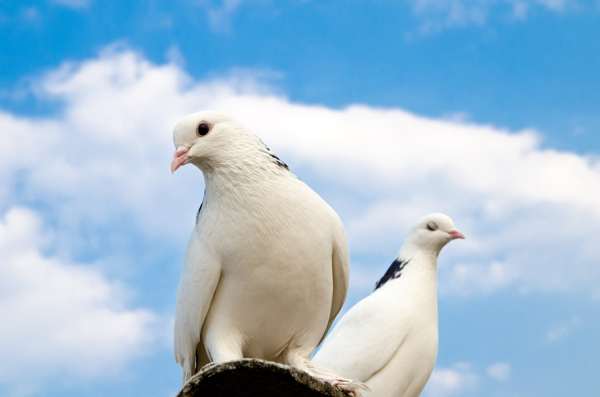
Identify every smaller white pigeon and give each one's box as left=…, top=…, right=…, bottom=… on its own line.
left=312, top=213, right=465, bottom=397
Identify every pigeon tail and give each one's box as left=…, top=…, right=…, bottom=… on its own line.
left=301, top=360, right=371, bottom=396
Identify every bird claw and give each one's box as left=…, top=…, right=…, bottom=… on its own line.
left=199, top=362, right=220, bottom=372
left=318, top=378, right=367, bottom=396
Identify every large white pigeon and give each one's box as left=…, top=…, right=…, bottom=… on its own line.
left=312, top=213, right=465, bottom=397
left=171, top=111, right=365, bottom=394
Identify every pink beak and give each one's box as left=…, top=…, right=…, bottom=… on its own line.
left=448, top=229, right=466, bottom=240
left=171, top=146, right=190, bottom=174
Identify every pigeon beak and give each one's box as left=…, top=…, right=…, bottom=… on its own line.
left=447, top=229, right=466, bottom=240
left=171, top=146, right=191, bottom=174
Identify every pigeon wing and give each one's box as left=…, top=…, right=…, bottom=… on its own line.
left=319, top=223, right=351, bottom=346
left=313, top=295, right=407, bottom=381
left=174, top=229, right=221, bottom=379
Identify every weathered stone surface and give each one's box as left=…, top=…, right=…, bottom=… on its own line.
left=176, top=359, right=350, bottom=397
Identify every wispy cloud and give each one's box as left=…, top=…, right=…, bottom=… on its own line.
left=424, top=362, right=478, bottom=396
left=486, top=362, right=511, bottom=381
left=545, top=316, right=581, bottom=343
left=48, top=0, right=92, bottom=9
left=0, top=208, right=156, bottom=389
left=207, top=0, right=244, bottom=32
left=190, top=0, right=253, bottom=33
left=20, top=7, right=42, bottom=23
left=405, top=0, right=577, bottom=35
left=438, top=262, right=518, bottom=296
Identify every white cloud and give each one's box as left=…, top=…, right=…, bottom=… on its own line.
left=406, top=0, right=575, bottom=34
left=191, top=0, right=258, bottom=33
left=545, top=316, right=581, bottom=343
left=424, top=362, right=478, bottom=396
left=410, top=0, right=489, bottom=30
left=0, top=208, right=156, bottom=386
left=533, top=0, right=570, bottom=11
left=438, top=262, right=518, bottom=296
left=3, top=46, right=600, bottom=304
left=486, top=362, right=511, bottom=381
left=207, top=0, right=244, bottom=31
left=0, top=47, right=201, bottom=249
left=165, top=45, right=186, bottom=68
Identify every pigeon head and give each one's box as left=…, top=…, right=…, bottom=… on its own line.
left=405, top=213, right=465, bottom=254
left=171, top=110, right=263, bottom=173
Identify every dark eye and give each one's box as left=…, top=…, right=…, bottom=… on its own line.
left=197, top=122, right=210, bottom=136
left=427, top=222, right=438, bottom=231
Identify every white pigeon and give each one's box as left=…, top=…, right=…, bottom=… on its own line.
left=171, top=111, right=366, bottom=394
left=312, top=213, right=465, bottom=397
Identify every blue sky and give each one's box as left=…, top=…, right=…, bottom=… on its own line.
left=1, top=1, right=599, bottom=396
left=3, top=0, right=600, bottom=153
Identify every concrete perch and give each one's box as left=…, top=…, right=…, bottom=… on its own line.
left=176, top=359, right=352, bottom=397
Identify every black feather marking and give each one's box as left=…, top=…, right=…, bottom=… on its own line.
left=374, top=259, right=410, bottom=290
left=260, top=139, right=289, bottom=170
left=196, top=190, right=206, bottom=224
left=268, top=152, right=289, bottom=170
left=195, top=202, right=203, bottom=224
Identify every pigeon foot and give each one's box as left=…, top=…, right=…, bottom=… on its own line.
left=318, top=378, right=370, bottom=397
left=199, top=362, right=220, bottom=372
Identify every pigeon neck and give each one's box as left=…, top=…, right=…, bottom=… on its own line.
left=375, top=246, right=438, bottom=292
left=399, top=242, right=440, bottom=264
left=200, top=160, right=288, bottom=204
left=396, top=245, right=439, bottom=280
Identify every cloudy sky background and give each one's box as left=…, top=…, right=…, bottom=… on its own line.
left=1, top=1, right=599, bottom=396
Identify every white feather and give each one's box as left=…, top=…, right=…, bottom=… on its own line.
left=312, top=213, right=465, bottom=397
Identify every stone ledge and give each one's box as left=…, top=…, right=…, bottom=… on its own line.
left=176, top=359, right=351, bottom=397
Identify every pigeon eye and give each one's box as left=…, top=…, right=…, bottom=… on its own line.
left=197, top=122, right=210, bottom=136
left=427, top=222, right=438, bottom=231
